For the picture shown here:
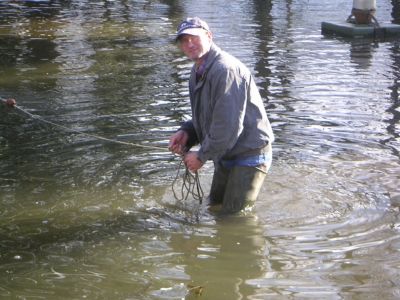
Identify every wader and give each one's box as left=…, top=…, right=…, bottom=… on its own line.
left=209, top=163, right=268, bottom=214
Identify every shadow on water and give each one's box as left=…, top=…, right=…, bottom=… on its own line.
left=165, top=215, right=268, bottom=300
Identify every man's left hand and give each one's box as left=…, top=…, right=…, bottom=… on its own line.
left=184, top=151, right=204, bottom=172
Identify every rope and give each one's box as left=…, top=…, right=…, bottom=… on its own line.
left=2, top=97, right=205, bottom=205
left=1, top=98, right=165, bottom=151
left=172, top=159, right=204, bottom=204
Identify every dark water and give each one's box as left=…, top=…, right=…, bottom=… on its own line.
left=0, top=0, right=399, bottom=299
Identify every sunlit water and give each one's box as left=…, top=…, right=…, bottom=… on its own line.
left=0, top=0, right=399, bottom=299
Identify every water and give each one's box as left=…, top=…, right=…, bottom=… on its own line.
left=0, top=0, right=399, bottom=299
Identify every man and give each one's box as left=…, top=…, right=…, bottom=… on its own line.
left=169, top=17, right=274, bottom=214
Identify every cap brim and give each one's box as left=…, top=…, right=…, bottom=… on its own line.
left=176, top=28, right=205, bottom=41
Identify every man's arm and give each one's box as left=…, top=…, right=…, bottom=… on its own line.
left=197, top=69, right=247, bottom=162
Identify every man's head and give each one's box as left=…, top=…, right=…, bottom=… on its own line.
left=176, top=17, right=210, bottom=39
left=176, top=17, right=213, bottom=62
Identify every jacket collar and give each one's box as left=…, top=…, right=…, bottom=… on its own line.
left=191, top=43, right=221, bottom=89
left=201, top=43, right=220, bottom=73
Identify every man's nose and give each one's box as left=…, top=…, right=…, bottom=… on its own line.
left=186, top=37, right=195, bottom=46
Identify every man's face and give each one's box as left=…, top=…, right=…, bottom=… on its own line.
left=178, top=31, right=212, bottom=61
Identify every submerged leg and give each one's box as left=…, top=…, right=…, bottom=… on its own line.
left=220, top=166, right=267, bottom=214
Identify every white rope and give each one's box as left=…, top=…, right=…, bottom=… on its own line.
left=1, top=98, right=166, bottom=151
left=2, top=97, right=204, bottom=207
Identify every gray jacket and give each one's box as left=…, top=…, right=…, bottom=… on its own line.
left=180, top=44, right=274, bottom=163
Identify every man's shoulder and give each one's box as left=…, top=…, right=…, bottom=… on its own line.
left=209, top=45, right=241, bottom=67
left=210, top=48, right=250, bottom=79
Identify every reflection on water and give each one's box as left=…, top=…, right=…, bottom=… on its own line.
left=0, top=0, right=400, bottom=299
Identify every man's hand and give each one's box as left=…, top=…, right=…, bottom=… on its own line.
left=184, top=151, right=204, bottom=172
left=169, top=130, right=189, bottom=155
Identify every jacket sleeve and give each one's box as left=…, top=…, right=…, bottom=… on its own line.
left=179, top=120, right=199, bottom=150
left=197, top=68, right=247, bottom=162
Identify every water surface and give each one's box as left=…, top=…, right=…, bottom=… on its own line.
left=0, top=0, right=399, bottom=299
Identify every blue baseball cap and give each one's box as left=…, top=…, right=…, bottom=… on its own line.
left=176, top=17, right=210, bottom=41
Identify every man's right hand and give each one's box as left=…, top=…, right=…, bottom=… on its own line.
left=168, top=130, right=189, bottom=155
